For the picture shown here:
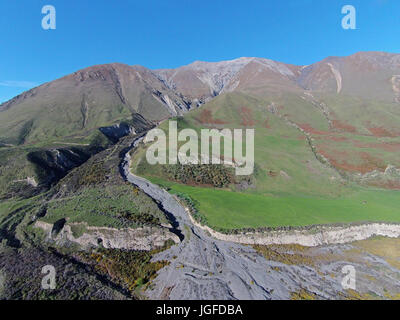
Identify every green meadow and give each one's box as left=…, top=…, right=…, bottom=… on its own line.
left=147, top=177, right=400, bottom=230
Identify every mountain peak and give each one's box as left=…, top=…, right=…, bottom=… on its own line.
left=153, top=56, right=300, bottom=102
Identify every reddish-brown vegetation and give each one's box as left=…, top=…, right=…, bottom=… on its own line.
left=298, top=124, right=330, bottom=135
left=268, top=170, right=278, bottom=177
left=239, top=106, right=255, bottom=127
left=196, top=109, right=227, bottom=125
left=318, top=135, right=349, bottom=142
left=327, top=135, right=348, bottom=142
left=353, top=141, right=400, bottom=152
left=332, top=120, right=357, bottom=133
left=367, top=180, right=400, bottom=190
left=319, top=148, right=386, bottom=174
left=262, top=117, right=270, bottom=128
left=367, top=127, right=399, bottom=138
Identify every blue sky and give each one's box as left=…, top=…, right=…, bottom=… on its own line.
left=0, top=0, right=399, bottom=103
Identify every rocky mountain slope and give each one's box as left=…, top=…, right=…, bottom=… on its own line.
left=2, top=51, right=400, bottom=146
left=0, top=63, right=193, bottom=146
left=155, top=51, right=400, bottom=101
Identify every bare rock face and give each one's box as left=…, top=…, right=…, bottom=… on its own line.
left=354, top=164, right=400, bottom=188
left=26, top=147, right=96, bottom=187
left=154, top=57, right=301, bottom=104
left=99, top=118, right=152, bottom=143
left=34, top=221, right=180, bottom=251
left=200, top=222, right=400, bottom=247
left=99, top=123, right=136, bottom=142
left=384, top=164, right=400, bottom=178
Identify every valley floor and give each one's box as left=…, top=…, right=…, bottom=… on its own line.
left=124, top=138, right=400, bottom=300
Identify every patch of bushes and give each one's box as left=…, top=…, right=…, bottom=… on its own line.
left=78, top=162, right=109, bottom=186
left=290, top=289, right=317, bottom=300
left=79, top=243, right=173, bottom=295
left=253, top=244, right=315, bottom=267
left=163, top=164, right=233, bottom=188
left=117, top=211, right=160, bottom=225
left=0, top=247, right=126, bottom=300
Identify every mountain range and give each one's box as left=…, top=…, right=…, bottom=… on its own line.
left=2, top=51, right=400, bottom=300
left=2, top=51, right=400, bottom=146
left=1, top=51, right=400, bottom=200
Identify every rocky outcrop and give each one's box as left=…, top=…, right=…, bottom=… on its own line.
left=12, top=176, right=38, bottom=188
left=327, top=63, right=342, bottom=94
left=355, top=164, right=400, bottom=188
left=99, top=114, right=152, bottom=143
left=27, top=147, right=95, bottom=186
left=391, top=75, right=400, bottom=103
left=99, top=123, right=137, bottom=142
left=35, top=221, right=180, bottom=251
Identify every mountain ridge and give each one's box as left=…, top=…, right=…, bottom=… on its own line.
left=1, top=50, right=400, bottom=147
left=2, top=50, right=399, bottom=110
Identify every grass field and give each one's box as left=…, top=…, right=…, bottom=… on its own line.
left=40, top=185, right=168, bottom=229
left=147, top=177, right=400, bottom=230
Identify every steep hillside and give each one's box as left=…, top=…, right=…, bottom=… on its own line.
left=0, top=133, right=177, bottom=299
left=0, top=63, right=193, bottom=146
left=0, top=63, right=196, bottom=198
left=2, top=52, right=399, bottom=147
left=298, top=51, right=400, bottom=100
left=131, top=52, right=400, bottom=231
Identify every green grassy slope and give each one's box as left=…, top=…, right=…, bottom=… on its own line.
left=134, top=92, right=347, bottom=196
left=132, top=90, right=400, bottom=230
left=35, top=135, right=169, bottom=230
